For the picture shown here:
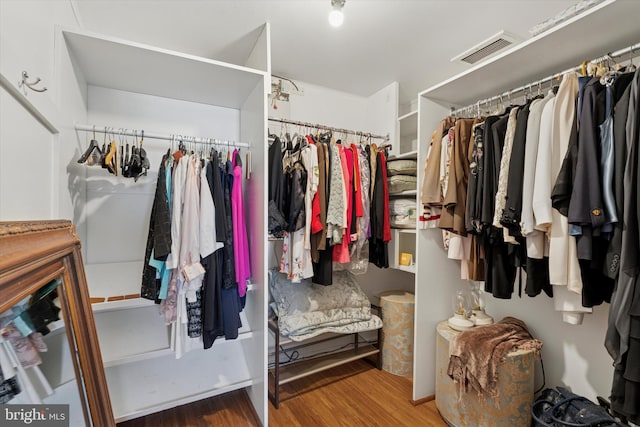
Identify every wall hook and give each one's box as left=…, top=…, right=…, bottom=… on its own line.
left=19, top=71, right=47, bottom=94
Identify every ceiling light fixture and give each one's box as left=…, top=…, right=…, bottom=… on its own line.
left=328, top=0, right=345, bottom=27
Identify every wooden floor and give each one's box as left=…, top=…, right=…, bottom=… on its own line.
left=270, top=359, right=446, bottom=427
left=118, top=359, right=447, bottom=426
left=117, top=389, right=261, bottom=427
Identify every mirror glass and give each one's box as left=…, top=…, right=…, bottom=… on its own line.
left=0, top=277, right=88, bottom=426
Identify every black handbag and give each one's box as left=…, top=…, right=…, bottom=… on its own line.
left=531, top=387, right=624, bottom=427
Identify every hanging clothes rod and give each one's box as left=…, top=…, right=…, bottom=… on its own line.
left=268, top=117, right=390, bottom=142
left=75, top=124, right=250, bottom=148
left=451, top=41, right=640, bottom=116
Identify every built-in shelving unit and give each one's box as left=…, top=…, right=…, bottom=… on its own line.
left=61, top=25, right=269, bottom=423
left=389, top=104, right=418, bottom=274
left=397, top=110, right=418, bottom=155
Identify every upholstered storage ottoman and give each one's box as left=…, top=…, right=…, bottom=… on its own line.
left=435, top=321, right=535, bottom=427
left=380, top=291, right=414, bottom=377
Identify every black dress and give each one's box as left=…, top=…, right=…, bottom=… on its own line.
left=202, top=156, right=227, bottom=348
left=141, top=154, right=171, bottom=301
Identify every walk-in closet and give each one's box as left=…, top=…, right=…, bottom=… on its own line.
left=2, top=1, right=640, bottom=426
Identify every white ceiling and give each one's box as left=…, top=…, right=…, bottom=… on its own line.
left=74, top=0, right=577, bottom=105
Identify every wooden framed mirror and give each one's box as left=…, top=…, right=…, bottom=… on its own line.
left=0, top=221, right=114, bottom=426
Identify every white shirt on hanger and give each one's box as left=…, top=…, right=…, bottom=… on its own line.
left=548, top=73, right=591, bottom=325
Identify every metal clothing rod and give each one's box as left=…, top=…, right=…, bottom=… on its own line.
left=75, top=124, right=251, bottom=148
left=451, top=41, right=640, bottom=116
left=268, top=117, right=390, bottom=142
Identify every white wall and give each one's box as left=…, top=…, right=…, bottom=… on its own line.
left=366, top=82, right=398, bottom=155
left=483, top=287, right=613, bottom=402
left=0, top=0, right=80, bottom=221
left=82, top=85, right=239, bottom=265
left=413, top=97, right=465, bottom=400
left=56, top=25, right=89, bottom=252
left=269, top=78, right=368, bottom=131
left=239, top=76, right=269, bottom=426
left=0, top=91, right=56, bottom=220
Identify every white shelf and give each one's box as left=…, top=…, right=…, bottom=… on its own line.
left=85, top=260, right=144, bottom=300
left=388, top=150, right=418, bottom=161
left=389, top=190, right=417, bottom=197
left=114, top=379, right=253, bottom=423
left=391, top=225, right=417, bottom=232
left=87, top=261, right=257, bottom=313
left=398, top=109, right=418, bottom=157
left=396, top=265, right=416, bottom=274
left=420, top=0, right=640, bottom=106
left=106, top=343, right=253, bottom=422
left=398, top=110, right=418, bottom=122
left=63, top=29, right=266, bottom=109
left=98, top=307, right=253, bottom=367
left=103, top=348, right=174, bottom=369
left=397, top=229, right=417, bottom=234
left=389, top=228, right=417, bottom=274
left=92, top=297, right=155, bottom=313
left=45, top=319, right=67, bottom=336
left=103, top=330, right=256, bottom=369
left=398, top=110, right=418, bottom=138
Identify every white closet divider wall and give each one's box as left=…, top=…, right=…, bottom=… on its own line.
left=411, top=98, right=468, bottom=403
left=57, top=27, right=269, bottom=423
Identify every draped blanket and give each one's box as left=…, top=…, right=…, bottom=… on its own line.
left=447, top=317, right=542, bottom=400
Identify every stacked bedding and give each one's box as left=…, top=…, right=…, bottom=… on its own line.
left=387, top=158, right=417, bottom=195
left=269, top=269, right=382, bottom=341
left=390, top=198, right=417, bottom=228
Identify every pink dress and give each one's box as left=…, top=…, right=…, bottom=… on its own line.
left=231, top=150, right=250, bottom=297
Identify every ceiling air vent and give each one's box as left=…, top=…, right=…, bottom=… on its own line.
left=451, top=31, right=522, bottom=65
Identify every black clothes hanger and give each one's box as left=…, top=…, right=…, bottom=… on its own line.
left=120, top=133, right=126, bottom=170
left=123, top=141, right=132, bottom=177
left=77, top=127, right=103, bottom=165
left=100, top=145, right=108, bottom=169
left=128, top=131, right=142, bottom=178
left=268, top=130, right=278, bottom=146
left=131, top=146, right=143, bottom=181
left=297, top=134, right=307, bottom=150
left=139, top=131, right=150, bottom=171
